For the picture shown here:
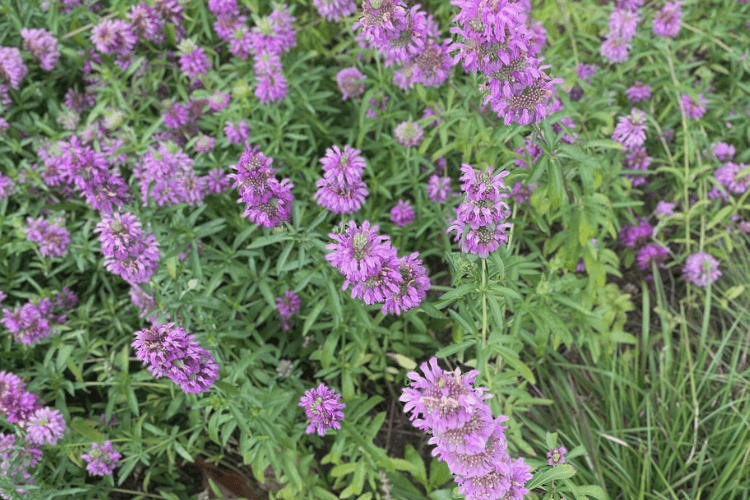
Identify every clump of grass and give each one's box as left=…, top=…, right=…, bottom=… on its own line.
left=520, top=241, right=750, bottom=499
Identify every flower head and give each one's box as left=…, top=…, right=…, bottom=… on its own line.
left=637, top=243, right=669, bottom=271
left=390, top=199, right=415, bottom=226
left=547, top=447, right=567, bottom=466
left=26, top=407, right=67, bottom=446
left=299, top=383, right=345, bottom=436
left=683, top=252, right=721, bottom=287
left=336, top=67, right=366, bottom=100
left=81, top=441, right=121, bottom=476
left=21, top=28, right=60, bottom=71
left=612, top=108, right=648, bottom=150
left=276, top=291, right=301, bottom=331
left=394, top=120, right=424, bottom=147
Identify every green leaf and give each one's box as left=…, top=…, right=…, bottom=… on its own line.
left=525, top=464, right=577, bottom=489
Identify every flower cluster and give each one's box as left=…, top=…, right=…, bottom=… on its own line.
left=134, top=143, right=217, bottom=206
left=713, top=161, right=749, bottom=200
left=230, top=144, right=294, bottom=228
left=394, top=120, right=424, bottom=147
left=177, top=38, right=211, bottom=79
left=326, top=220, right=431, bottom=315
left=132, top=322, right=219, bottom=394
left=448, top=164, right=512, bottom=258
left=682, top=252, right=721, bottom=287
left=1, top=371, right=42, bottom=425
left=612, top=108, right=648, bottom=151
left=355, top=0, right=454, bottom=89
left=600, top=1, right=641, bottom=64
left=391, top=200, right=415, bottom=226
left=314, top=0, right=357, bottom=22
left=298, top=383, right=346, bottom=436
left=451, top=0, right=556, bottom=125
left=276, top=291, right=301, bottom=331
left=1, top=296, right=68, bottom=346
left=81, top=441, right=122, bottom=476
left=94, top=211, right=160, bottom=285
left=653, top=0, right=683, bottom=38
left=314, top=144, right=369, bottom=214
left=0, top=432, right=43, bottom=497
left=681, top=93, right=707, bottom=119
left=25, top=216, right=70, bottom=258
left=400, top=358, right=532, bottom=500
left=336, top=67, right=366, bottom=100
left=0, top=47, right=29, bottom=91
left=625, top=81, right=651, bottom=103
left=20, top=28, right=60, bottom=71
left=427, top=175, right=455, bottom=203
left=38, top=136, right=131, bottom=213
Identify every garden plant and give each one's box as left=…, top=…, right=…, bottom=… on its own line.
left=0, top=0, right=749, bottom=498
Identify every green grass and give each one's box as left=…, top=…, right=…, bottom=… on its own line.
left=520, top=244, right=750, bottom=499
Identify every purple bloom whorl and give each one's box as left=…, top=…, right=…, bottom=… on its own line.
left=26, top=407, right=67, bottom=446
left=0, top=47, right=28, bottom=90
left=400, top=357, right=487, bottom=433
left=81, top=441, right=121, bottom=476
left=299, top=383, right=345, bottom=436
left=336, top=67, right=366, bottom=100
left=683, top=252, right=721, bottom=287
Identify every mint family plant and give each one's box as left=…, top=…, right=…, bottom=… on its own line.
left=1, top=0, right=749, bottom=499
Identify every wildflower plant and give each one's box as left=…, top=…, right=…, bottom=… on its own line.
left=0, top=0, right=748, bottom=498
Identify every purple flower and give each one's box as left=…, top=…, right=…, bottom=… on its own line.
left=547, top=447, right=567, bottom=466
left=715, top=162, right=749, bottom=194
left=299, top=383, right=345, bottom=436
left=314, top=0, right=357, bottom=22
left=413, top=38, right=454, bottom=87
left=609, top=7, right=641, bottom=41
left=624, top=147, right=652, bottom=187
left=55, top=288, right=78, bottom=310
left=654, top=201, right=676, bottom=217
left=128, top=2, right=165, bottom=43
left=427, top=175, right=454, bottom=203
left=230, top=145, right=294, bottom=228
left=0, top=370, right=41, bottom=424
left=81, top=441, right=121, bottom=476
left=314, top=177, right=368, bottom=214
left=394, top=120, right=424, bottom=147
left=194, top=134, right=216, bottom=153
left=511, top=181, right=538, bottom=204
left=0, top=47, right=28, bottom=90
left=612, top=108, right=648, bottom=150
left=0, top=173, right=14, bottom=200
left=130, top=286, right=160, bottom=324
left=95, top=211, right=160, bottom=284
left=208, top=91, right=230, bottom=111
left=390, top=200, right=415, bottom=226
left=132, top=322, right=219, bottom=393
left=681, top=93, right=708, bottom=119
left=178, top=40, right=211, bottom=78
left=653, top=1, right=683, bottom=38
left=91, top=19, right=136, bottom=57
left=249, top=4, right=297, bottom=56
left=0, top=432, right=43, bottom=494
left=449, top=164, right=512, bottom=258
left=637, top=243, right=669, bottom=271
left=619, top=218, right=653, bottom=247
left=253, top=52, right=288, bottom=104
left=600, top=36, right=631, bottom=63
left=26, top=407, right=67, bottom=446
left=683, top=252, right=721, bottom=287
left=336, top=67, right=366, bottom=100
left=276, top=291, right=301, bottom=331
left=135, top=143, right=204, bottom=206
left=64, top=88, right=95, bottom=113
left=224, top=120, right=250, bottom=143
left=25, top=216, right=70, bottom=259
left=326, top=221, right=396, bottom=282
left=625, top=81, right=652, bottom=102
left=400, top=357, right=488, bottom=433
left=710, top=142, right=735, bottom=162
left=382, top=253, right=430, bottom=315
left=20, top=28, right=60, bottom=71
